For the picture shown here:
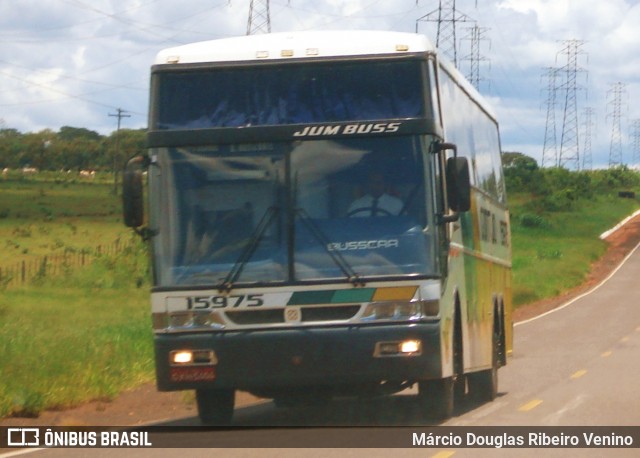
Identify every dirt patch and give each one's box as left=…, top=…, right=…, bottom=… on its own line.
left=0, top=385, right=262, bottom=428
left=3, top=212, right=640, bottom=428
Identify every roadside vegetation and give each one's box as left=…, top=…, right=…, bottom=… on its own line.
left=503, top=152, right=640, bottom=305
left=0, top=172, right=152, bottom=418
left=0, top=239, right=152, bottom=418
left=1, top=152, right=639, bottom=418
left=0, top=172, right=128, bottom=274
left=0, top=126, right=145, bottom=173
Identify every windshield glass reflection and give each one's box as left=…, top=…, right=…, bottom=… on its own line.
left=150, top=137, right=436, bottom=287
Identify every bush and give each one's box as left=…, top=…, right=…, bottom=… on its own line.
left=518, top=213, right=552, bottom=229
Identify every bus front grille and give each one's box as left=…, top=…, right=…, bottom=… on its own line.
left=224, top=305, right=361, bottom=325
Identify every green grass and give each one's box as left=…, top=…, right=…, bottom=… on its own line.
left=0, top=175, right=151, bottom=418
left=0, top=175, right=128, bottom=270
left=509, top=192, right=640, bottom=306
left=0, top=242, right=152, bottom=418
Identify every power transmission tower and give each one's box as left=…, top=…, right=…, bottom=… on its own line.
left=631, top=119, right=640, bottom=168
left=557, top=39, right=587, bottom=170
left=416, top=0, right=474, bottom=68
left=461, top=24, right=490, bottom=91
left=581, top=107, right=595, bottom=170
left=247, top=0, right=271, bottom=35
left=541, top=67, right=560, bottom=168
left=607, top=82, right=627, bottom=167
left=108, top=108, right=131, bottom=194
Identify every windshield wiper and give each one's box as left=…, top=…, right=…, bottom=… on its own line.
left=217, top=206, right=279, bottom=292
left=295, top=208, right=365, bottom=286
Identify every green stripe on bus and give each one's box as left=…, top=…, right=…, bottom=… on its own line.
left=287, top=290, right=334, bottom=305
left=287, top=288, right=377, bottom=305
left=331, top=288, right=376, bottom=304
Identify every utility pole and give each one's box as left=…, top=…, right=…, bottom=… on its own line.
left=557, top=39, right=587, bottom=170
left=416, top=0, right=474, bottom=68
left=607, top=82, right=626, bottom=168
left=541, top=67, right=560, bottom=168
left=108, top=108, right=131, bottom=194
left=247, top=0, right=271, bottom=35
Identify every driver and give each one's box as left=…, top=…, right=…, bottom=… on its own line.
left=348, top=171, right=403, bottom=217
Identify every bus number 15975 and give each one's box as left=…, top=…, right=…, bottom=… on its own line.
left=186, top=294, right=265, bottom=310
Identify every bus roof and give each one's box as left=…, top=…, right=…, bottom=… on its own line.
left=153, top=30, right=497, bottom=122
left=154, top=30, right=436, bottom=65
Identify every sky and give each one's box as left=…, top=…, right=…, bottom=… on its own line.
left=1, top=0, right=640, bottom=168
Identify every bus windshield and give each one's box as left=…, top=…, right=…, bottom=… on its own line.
left=150, top=136, right=437, bottom=287
left=153, top=60, right=424, bottom=130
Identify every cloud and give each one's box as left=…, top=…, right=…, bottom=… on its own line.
left=0, top=0, right=638, bottom=169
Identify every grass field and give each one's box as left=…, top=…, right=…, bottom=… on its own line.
left=0, top=174, right=151, bottom=417
left=0, top=239, right=153, bottom=418
left=509, top=192, right=640, bottom=305
left=0, top=173, right=128, bottom=271
left=0, top=175, right=639, bottom=417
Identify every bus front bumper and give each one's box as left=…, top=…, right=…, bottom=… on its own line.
left=154, top=322, right=444, bottom=392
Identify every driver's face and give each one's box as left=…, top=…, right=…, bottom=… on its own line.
left=367, top=173, right=386, bottom=198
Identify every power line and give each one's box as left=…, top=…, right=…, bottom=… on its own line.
left=581, top=107, right=595, bottom=170
left=631, top=119, right=640, bottom=168
left=541, top=67, right=560, bottom=168
left=415, top=0, right=474, bottom=68
left=557, top=39, right=587, bottom=171
left=607, top=82, right=626, bottom=168
left=460, top=24, right=490, bottom=91
left=247, top=0, right=272, bottom=35
left=0, top=69, right=141, bottom=113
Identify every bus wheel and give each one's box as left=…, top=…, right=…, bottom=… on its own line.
left=417, top=377, right=454, bottom=420
left=468, top=330, right=499, bottom=402
left=195, top=388, right=235, bottom=426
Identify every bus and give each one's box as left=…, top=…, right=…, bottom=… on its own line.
left=123, top=30, right=512, bottom=425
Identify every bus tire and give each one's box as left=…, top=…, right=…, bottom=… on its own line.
left=417, top=377, right=454, bottom=420
left=196, top=388, right=235, bottom=426
left=468, top=329, right=499, bottom=402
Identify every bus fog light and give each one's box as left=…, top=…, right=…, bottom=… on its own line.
left=400, top=340, right=421, bottom=354
left=171, top=350, right=193, bottom=365
left=374, top=340, right=422, bottom=357
left=170, top=350, right=217, bottom=366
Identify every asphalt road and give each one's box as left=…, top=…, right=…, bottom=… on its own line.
left=3, top=244, right=640, bottom=457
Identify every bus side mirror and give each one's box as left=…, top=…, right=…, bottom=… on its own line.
left=122, top=156, right=146, bottom=228
left=446, top=156, right=471, bottom=213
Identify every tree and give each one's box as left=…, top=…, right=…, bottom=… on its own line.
left=502, top=152, right=542, bottom=194
left=58, top=126, right=101, bottom=142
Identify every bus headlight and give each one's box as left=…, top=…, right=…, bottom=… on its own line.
left=361, top=300, right=439, bottom=321
left=153, top=311, right=226, bottom=331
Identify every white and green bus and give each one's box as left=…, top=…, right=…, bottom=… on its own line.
left=123, top=30, right=512, bottom=425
